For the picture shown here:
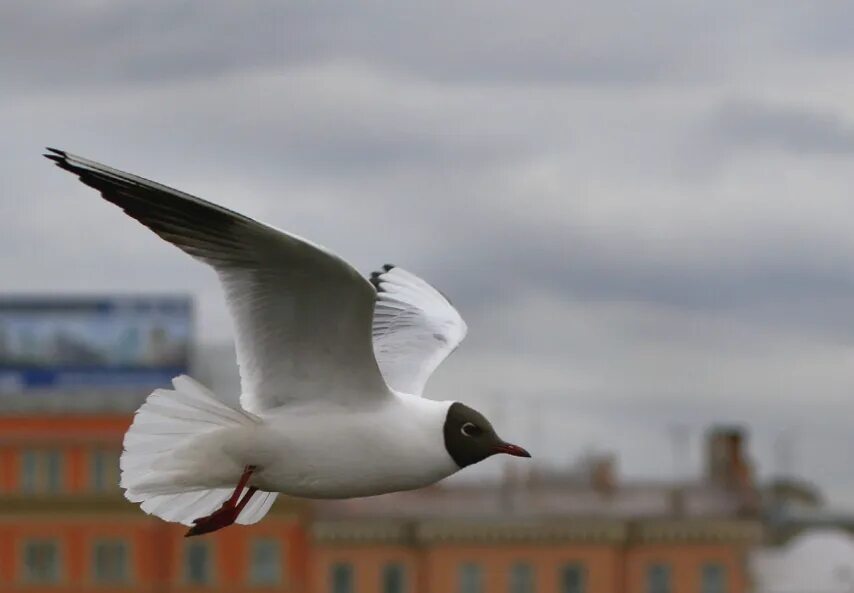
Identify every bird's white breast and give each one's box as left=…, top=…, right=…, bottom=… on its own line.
left=229, top=393, right=458, bottom=498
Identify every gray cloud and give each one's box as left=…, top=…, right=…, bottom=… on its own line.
left=712, top=100, right=854, bottom=155
left=0, top=1, right=759, bottom=92
left=5, top=0, right=854, bottom=504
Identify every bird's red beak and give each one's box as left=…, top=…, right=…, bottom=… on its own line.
left=494, top=442, right=532, bottom=458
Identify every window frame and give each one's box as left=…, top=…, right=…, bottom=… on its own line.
left=700, top=562, right=727, bottom=593
left=560, top=562, right=586, bottom=593
left=18, top=448, right=65, bottom=494
left=647, top=562, right=672, bottom=593
left=91, top=538, right=131, bottom=585
left=381, top=561, right=407, bottom=593
left=21, top=538, right=62, bottom=584
left=20, top=449, right=38, bottom=494
left=248, top=537, right=282, bottom=586
left=183, top=540, right=215, bottom=586
left=89, top=447, right=120, bottom=493
left=509, top=561, right=535, bottom=593
left=44, top=449, right=62, bottom=493
left=459, top=562, right=484, bottom=593
left=330, top=562, right=354, bottom=593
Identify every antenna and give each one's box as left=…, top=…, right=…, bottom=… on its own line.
left=773, top=428, right=797, bottom=479
left=525, top=395, right=542, bottom=479
left=492, top=390, right=506, bottom=431
left=667, top=423, right=690, bottom=481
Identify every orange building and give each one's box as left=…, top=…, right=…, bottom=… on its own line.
left=0, top=413, right=311, bottom=593
left=310, top=454, right=763, bottom=593
left=0, top=410, right=763, bottom=593
left=0, top=297, right=767, bottom=591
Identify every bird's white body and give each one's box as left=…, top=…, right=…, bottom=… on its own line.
left=166, top=392, right=457, bottom=499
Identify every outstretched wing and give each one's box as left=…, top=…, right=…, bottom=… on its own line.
left=370, top=265, right=467, bottom=396
left=45, top=148, right=390, bottom=413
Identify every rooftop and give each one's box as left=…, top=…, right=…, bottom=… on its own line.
left=314, top=474, right=757, bottom=521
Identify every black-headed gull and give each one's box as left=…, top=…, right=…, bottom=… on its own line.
left=44, top=148, right=530, bottom=537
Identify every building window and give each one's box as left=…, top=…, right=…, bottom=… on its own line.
left=93, top=540, right=129, bottom=584
left=90, top=448, right=120, bottom=492
left=331, top=563, right=353, bottom=593
left=701, top=563, right=726, bottom=593
left=22, top=540, right=61, bottom=583
left=647, top=563, right=672, bottom=593
left=459, top=563, right=483, bottom=593
left=561, top=563, right=586, bottom=593
left=21, top=449, right=37, bottom=493
left=383, top=562, right=406, bottom=593
left=184, top=541, right=212, bottom=585
left=510, top=562, right=534, bottom=593
left=20, top=449, right=64, bottom=494
left=249, top=538, right=281, bottom=585
left=45, top=450, right=61, bottom=492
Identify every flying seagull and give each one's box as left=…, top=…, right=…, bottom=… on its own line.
left=44, top=148, right=530, bottom=537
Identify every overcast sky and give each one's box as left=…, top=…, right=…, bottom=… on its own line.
left=4, top=1, right=854, bottom=503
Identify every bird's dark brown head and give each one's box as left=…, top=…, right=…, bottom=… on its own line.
left=443, top=402, right=531, bottom=468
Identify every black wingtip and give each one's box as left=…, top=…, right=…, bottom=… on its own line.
left=44, top=147, right=68, bottom=161
left=370, top=264, right=396, bottom=292
left=369, top=272, right=384, bottom=292
left=43, top=147, right=69, bottom=165
left=43, top=149, right=81, bottom=175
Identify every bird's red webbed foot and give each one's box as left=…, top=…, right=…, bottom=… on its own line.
left=184, top=465, right=258, bottom=537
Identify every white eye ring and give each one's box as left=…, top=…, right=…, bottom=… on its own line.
left=461, top=422, right=478, bottom=437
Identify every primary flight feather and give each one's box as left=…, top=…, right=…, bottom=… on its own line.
left=45, top=148, right=530, bottom=536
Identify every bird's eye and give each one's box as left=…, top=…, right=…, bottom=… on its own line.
left=461, top=422, right=483, bottom=437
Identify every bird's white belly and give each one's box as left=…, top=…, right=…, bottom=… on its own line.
left=256, top=453, right=447, bottom=499
left=225, top=400, right=458, bottom=499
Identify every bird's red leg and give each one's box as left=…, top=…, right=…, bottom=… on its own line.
left=225, top=465, right=256, bottom=507
left=184, top=465, right=257, bottom=537
left=236, top=487, right=258, bottom=511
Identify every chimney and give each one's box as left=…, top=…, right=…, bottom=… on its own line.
left=590, top=455, right=617, bottom=496
left=706, top=426, right=759, bottom=515
left=706, top=427, right=751, bottom=487
left=669, top=487, right=686, bottom=516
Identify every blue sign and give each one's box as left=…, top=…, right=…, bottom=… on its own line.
left=0, top=296, right=193, bottom=392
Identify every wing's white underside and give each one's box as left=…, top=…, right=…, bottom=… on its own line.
left=371, top=266, right=467, bottom=396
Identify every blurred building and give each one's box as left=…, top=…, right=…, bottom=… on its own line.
left=0, top=296, right=313, bottom=593
left=310, top=429, right=762, bottom=593
left=0, top=297, right=782, bottom=592
left=0, top=415, right=764, bottom=593
left=0, top=413, right=312, bottom=592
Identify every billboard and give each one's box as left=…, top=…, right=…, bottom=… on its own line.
left=0, top=296, right=192, bottom=392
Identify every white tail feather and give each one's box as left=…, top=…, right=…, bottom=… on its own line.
left=121, top=375, right=278, bottom=526
left=237, top=490, right=279, bottom=524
